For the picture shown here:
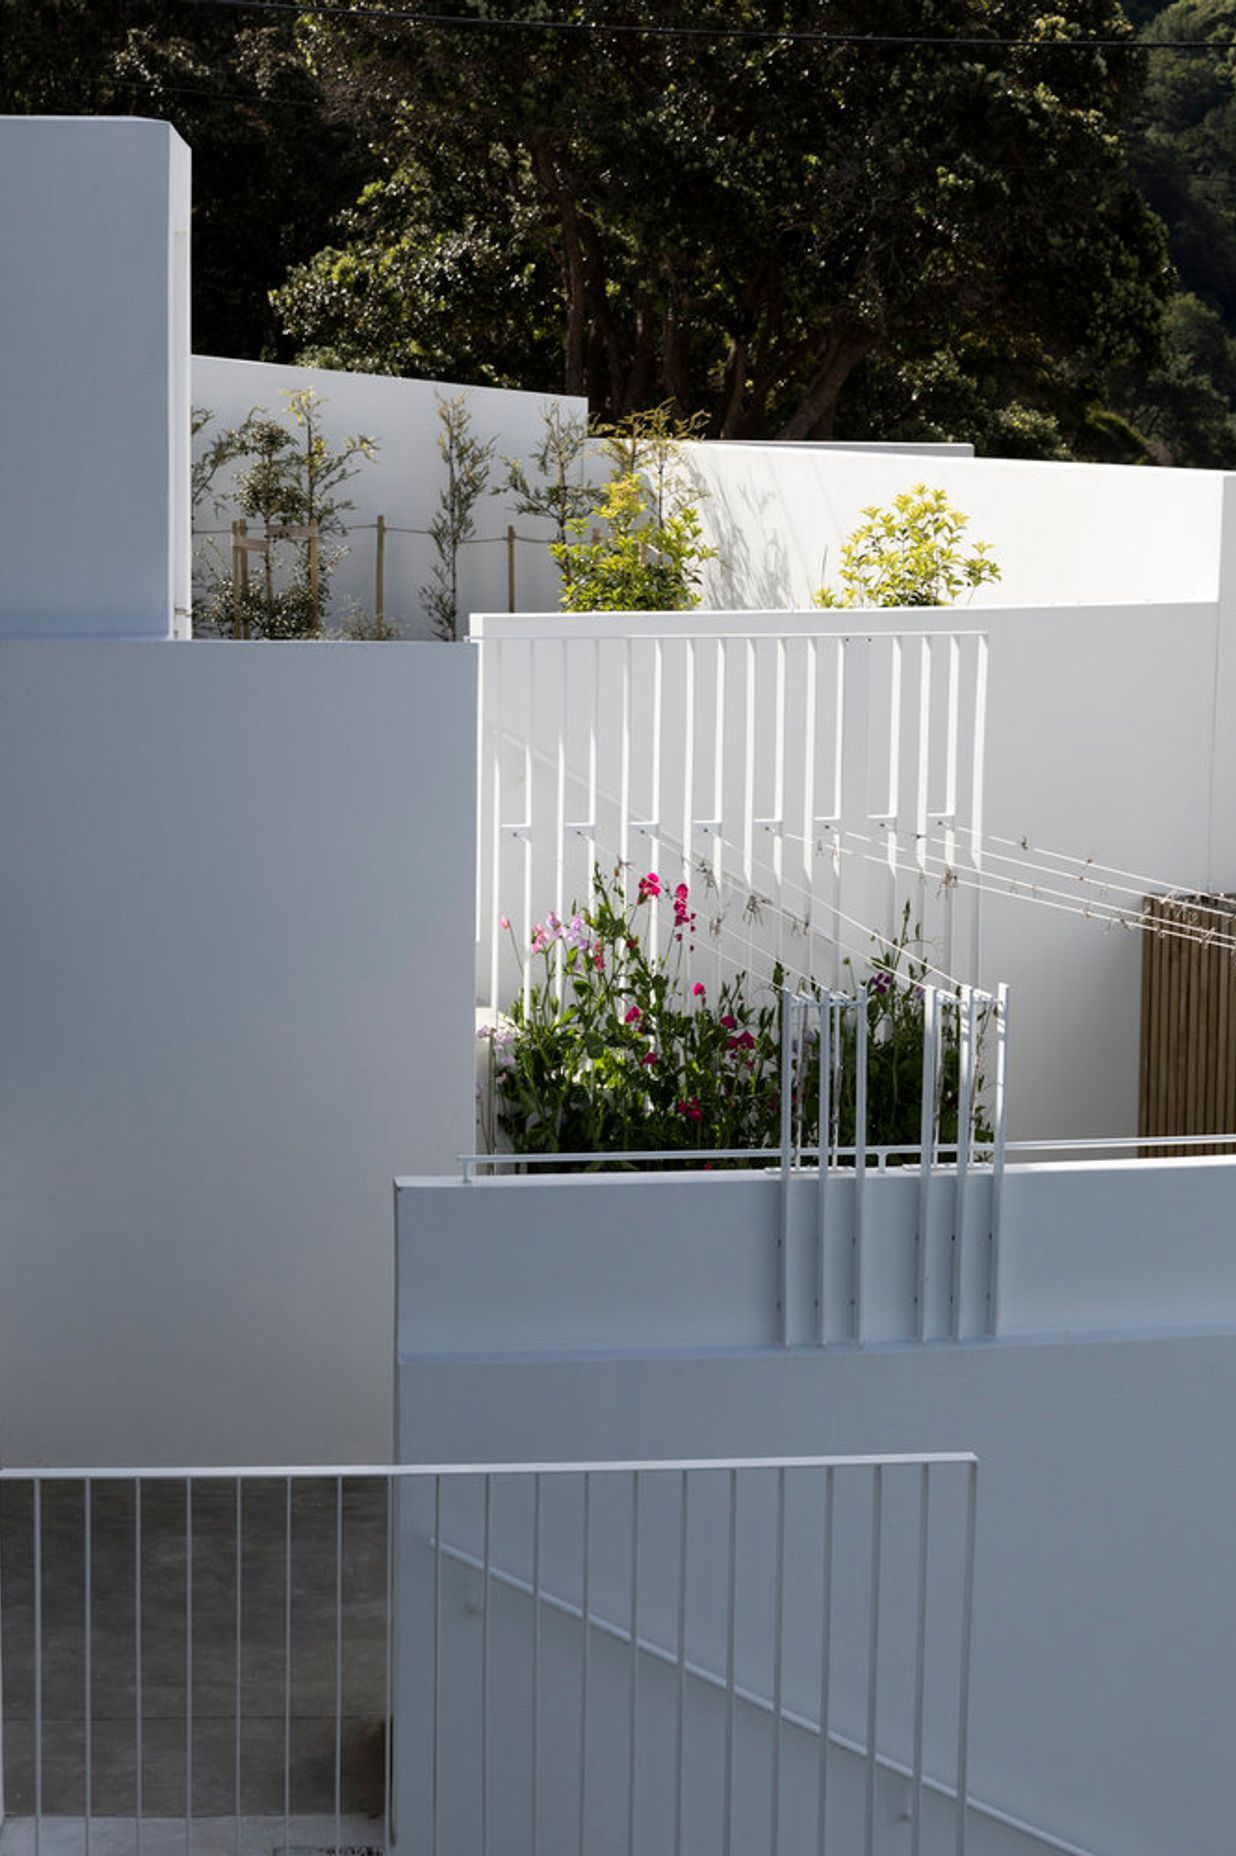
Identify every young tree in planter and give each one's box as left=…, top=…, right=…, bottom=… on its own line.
left=421, top=393, right=496, bottom=640
left=814, top=485, right=1000, bottom=609
left=195, top=388, right=376, bottom=638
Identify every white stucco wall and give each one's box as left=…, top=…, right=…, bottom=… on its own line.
left=0, top=641, right=476, bottom=1467
left=0, top=117, right=191, bottom=639
left=397, top=1166, right=1236, bottom=1856
left=191, top=355, right=587, bottom=638
left=686, top=442, right=1230, bottom=611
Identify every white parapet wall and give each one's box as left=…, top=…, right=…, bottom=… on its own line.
left=685, top=441, right=1232, bottom=611
left=396, top=1163, right=1236, bottom=1856
left=0, top=116, right=191, bottom=639
left=0, top=640, right=477, bottom=1466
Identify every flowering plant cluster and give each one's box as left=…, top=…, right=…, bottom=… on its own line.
left=481, top=867, right=783, bottom=1159
left=481, top=875, right=992, bottom=1163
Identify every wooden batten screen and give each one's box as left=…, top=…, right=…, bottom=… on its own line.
left=1140, top=893, right=1236, bottom=1154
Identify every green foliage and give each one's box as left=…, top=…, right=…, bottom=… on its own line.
left=550, top=406, right=715, bottom=612
left=281, top=0, right=1167, bottom=442
left=814, top=486, right=1000, bottom=611
left=193, top=389, right=376, bottom=640
left=421, top=393, right=496, bottom=641
left=486, top=875, right=987, bottom=1162
left=552, top=475, right=713, bottom=613
left=500, top=404, right=593, bottom=548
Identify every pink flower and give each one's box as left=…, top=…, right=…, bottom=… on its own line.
left=720, top=1014, right=737, bottom=1031
left=593, top=951, right=604, bottom=971
left=677, top=1096, right=702, bottom=1121
left=641, top=1051, right=658, bottom=1067
left=625, top=1005, right=642, bottom=1024
left=498, top=914, right=511, bottom=931
left=693, top=982, right=706, bottom=996
left=637, top=872, right=662, bottom=902
left=675, top=881, right=689, bottom=902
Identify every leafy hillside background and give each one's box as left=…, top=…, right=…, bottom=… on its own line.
left=8, top=1, right=1236, bottom=465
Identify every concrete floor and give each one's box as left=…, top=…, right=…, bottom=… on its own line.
left=0, top=1480, right=389, bottom=1823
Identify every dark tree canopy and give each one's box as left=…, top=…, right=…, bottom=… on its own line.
left=277, top=0, right=1170, bottom=440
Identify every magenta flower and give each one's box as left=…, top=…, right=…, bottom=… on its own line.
left=693, top=982, right=706, bottom=996
left=638, top=872, right=662, bottom=902
left=641, top=1051, right=658, bottom=1067
left=720, top=1014, right=737, bottom=1031
left=676, top=1097, right=702, bottom=1121
left=625, top=1005, right=642, bottom=1024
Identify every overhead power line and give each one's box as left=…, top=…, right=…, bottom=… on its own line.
left=176, top=0, right=1236, bottom=55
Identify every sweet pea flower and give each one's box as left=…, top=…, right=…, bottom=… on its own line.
left=720, top=1014, right=737, bottom=1031
left=498, top=914, right=511, bottom=931
left=641, top=1051, right=658, bottom=1067
left=693, top=982, right=706, bottom=996
left=637, top=872, right=662, bottom=902
left=676, top=1097, right=702, bottom=1121
left=624, top=1005, right=642, bottom=1024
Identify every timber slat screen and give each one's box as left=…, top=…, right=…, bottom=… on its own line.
left=1140, top=893, right=1236, bottom=1155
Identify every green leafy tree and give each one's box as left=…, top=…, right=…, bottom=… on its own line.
left=282, top=0, right=1169, bottom=441
left=421, top=394, right=496, bottom=641
left=552, top=474, right=713, bottom=612
left=196, top=389, right=376, bottom=639
left=500, top=404, right=594, bottom=548
left=814, top=486, right=1000, bottom=609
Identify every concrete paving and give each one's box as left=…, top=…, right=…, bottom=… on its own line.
left=0, top=1480, right=390, bottom=1822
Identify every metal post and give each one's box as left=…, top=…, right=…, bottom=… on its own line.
left=918, top=987, right=939, bottom=1342
left=988, top=985, right=1010, bottom=1337
left=375, top=513, right=386, bottom=625
left=817, top=994, right=832, bottom=1344
left=854, top=995, right=869, bottom=1341
left=953, top=988, right=975, bottom=1340
left=779, top=991, right=796, bottom=1345
left=507, top=524, right=516, bottom=613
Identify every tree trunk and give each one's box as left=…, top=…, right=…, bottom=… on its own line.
left=529, top=135, right=587, bottom=396
left=778, top=330, right=875, bottom=440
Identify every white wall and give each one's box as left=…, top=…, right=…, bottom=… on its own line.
left=0, top=117, right=191, bottom=640
left=0, top=640, right=476, bottom=1467
left=686, top=441, right=1230, bottom=611
left=396, top=1165, right=1236, bottom=1856
left=191, top=355, right=587, bottom=638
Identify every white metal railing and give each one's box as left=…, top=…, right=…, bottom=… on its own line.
left=473, top=612, right=989, bottom=1020
left=0, top=1456, right=978, bottom=1856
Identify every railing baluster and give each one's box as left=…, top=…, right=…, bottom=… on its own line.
left=384, top=1473, right=394, bottom=1856
left=817, top=994, right=832, bottom=1345
left=627, top=1471, right=641, bottom=1856
left=988, top=984, right=1010, bottom=1337
left=532, top=1473, right=542, bottom=1856
left=854, top=996, right=869, bottom=1340
left=918, top=986, right=938, bottom=1342
left=432, top=1475, right=442, bottom=1856
left=283, top=1478, right=292, bottom=1856
left=674, top=1470, right=689, bottom=1856
left=779, top=991, right=795, bottom=1346
left=911, top=1464, right=931, bottom=1856
left=953, top=987, right=975, bottom=1339
left=34, top=1481, right=42, bottom=1856
left=956, top=1462, right=979, bottom=1856
left=84, top=1480, right=92, bottom=1856
left=135, top=1477, right=142, bottom=1856
left=816, top=1465, right=834, bottom=1856
left=722, top=1469, right=738, bottom=1856
left=186, top=1478, right=193, bottom=1856
left=863, top=1466, right=883, bottom=1856
left=482, top=1474, right=491, bottom=1856
left=578, top=1472, right=591, bottom=1856
left=334, top=1475, right=344, bottom=1856
left=770, top=1467, right=786, bottom=1856
left=234, top=1480, right=242, bottom=1856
